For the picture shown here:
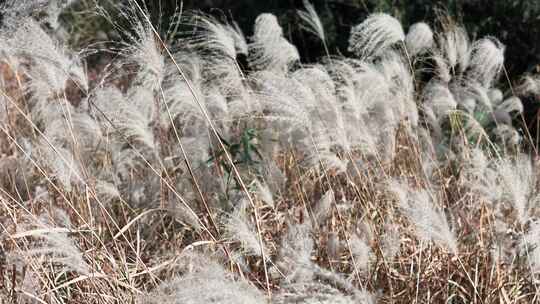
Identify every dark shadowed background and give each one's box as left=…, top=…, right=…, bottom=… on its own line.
left=137, top=0, right=540, bottom=78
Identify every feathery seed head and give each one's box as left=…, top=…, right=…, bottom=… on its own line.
left=406, top=22, right=434, bottom=56
left=517, top=75, right=540, bottom=96
left=298, top=0, right=326, bottom=43
left=389, top=181, right=458, bottom=253
left=437, top=25, right=470, bottom=73
left=424, top=81, right=458, bottom=118
left=497, top=96, right=523, bottom=114
left=468, top=37, right=505, bottom=88
left=253, top=13, right=283, bottom=42
left=488, top=88, right=504, bottom=105
left=348, top=13, right=405, bottom=60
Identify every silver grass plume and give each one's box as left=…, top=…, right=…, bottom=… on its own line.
left=405, top=22, right=434, bottom=57
left=15, top=208, right=91, bottom=275
left=159, top=53, right=208, bottom=132
left=380, top=222, right=401, bottom=260
left=1, top=0, right=77, bottom=31
left=291, top=65, right=354, bottom=153
left=302, top=126, right=348, bottom=173
left=521, top=220, right=540, bottom=274
left=165, top=186, right=203, bottom=231
left=277, top=223, right=315, bottom=283
left=124, top=86, right=157, bottom=149
left=459, top=148, right=503, bottom=206
left=249, top=13, right=300, bottom=73
left=230, top=22, right=249, bottom=56
left=298, top=0, right=326, bottom=45
left=377, top=51, right=418, bottom=128
left=254, top=71, right=312, bottom=131
left=185, top=13, right=239, bottom=60
left=517, top=75, right=540, bottom=96
left=423, top=81, right=457, bottom=119
left=7, top=19, right=87, bottom=95
left=255, top=179, right=274, bottom=208
left=116, top=7, right=165, bottom=90
left=348, top=13, right=405, bottom=60
left=139, top=253, right=265, bottom=304
left=253, top=13, right=283, bottom=41
left=496, top=154, right=538, bottom=225
left=273, top=281, right=375, bottom=304
left=71, top=111, right=104, bottom=152
left=457, top=82, right=494, bottom=114
left=497, top=96, right=523, bottom=115
left=95, top=180, right=121, bottom=205
left=223, top=199, right=267, bottom=257
left=437, top=24, right=471, bottom=74
left=488, top=88, right=504, bottom=106
left=34, top=139, right=83, bottom=192
left=349, top=234, right=373, bottom=273
left=94, top=86, right=156, bottom=150
left=493, top=124, right=521, bottom=148
left=275, top=222, right=374, bottom=303
left=313, top=189, right=334, bottom=225
left=389, top=181, right=458, bottom=253
left=325, top=59, right=382, bottom=155
left=431, top=52, right=452, bottom=83
left=182, top=14, right=246, bottom=89
left=467, top=37, right=505, bottom=88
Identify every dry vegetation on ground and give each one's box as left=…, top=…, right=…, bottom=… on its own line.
left=2, top=1, right=540, bottom=303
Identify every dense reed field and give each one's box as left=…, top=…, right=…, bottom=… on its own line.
left=2, top=1, right=540, bottom=303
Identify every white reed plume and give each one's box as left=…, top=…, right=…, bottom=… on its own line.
left=277, top=223, right=315, bottom=282
left=115, top=7, right=165, bottom=89
left=229, top=21, right=249, bottom=56
left=223, top=200, right=267, bottom=257
left=460, top=148, right=497, bottom=199
left=123, top=87, right=156, bottom=148
left=95, top=180, right=121, bottom=205
left=497, top=96, right=523, bottom=114
left=493, top=124, right=521, bottom=148
left=249, top=14, right=299, bottom=73
left=185, top=13, right=238, bottom=60
left=1, top=0, right=75, bottom=30
left=377, top=51, right=418, bottom=127
left=181, top=14, right=245, bottom=90
left=16, top=208, right=91, bottom=275
left=313, top=189, right=334, bottom=224
left=405, top=22, right=434, bottom=57
left=461, top=81, right=494, bottom=111
left=437, top=25, right=471, bottom=74
left=254, top=71, right=313, bottom=131
left=389, top=181, right=458, bottom=253
left=273, top=281, right=375, bottom=304
left=348, top=13, right=405, bottom=60
left=488, top=88, right=504, bottom=105
left=139, top=253, right=265, bottom=304
left=423, top=81, right=457, bottom=119
left=34, top=139, right=83, bottom=193
left=255, top=179, right=274, bottom=208
left=380, top=222, right=401, bottom=260
left=303, top=125, right=349, bottom=173
left=349, top=234, right=373, bottom=273
left=71, top=111, right=104, bottom=151
left=298, top=0, right=327, bottom=47
left=521, top=221, right=540, bottom=274
left=496, top=154, right=538, bottom=225
left=252, top=13, right=283, bottom=42
left=6, top=18, right=87, bottom=94
left=517, top=75, right=540, bottom=96
left=468, top=37, right=505, bottom=88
